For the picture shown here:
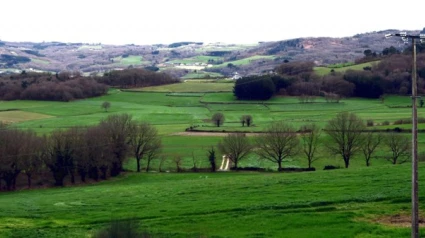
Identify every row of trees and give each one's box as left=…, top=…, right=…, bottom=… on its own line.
left=216, top=112, right=410, bottom=171
left=211, top=113, right=253, bottom=127
left=0, top=73, right=108, bottom=101
left=99, top=68, right=179, bottom=88
left=0, top=68, right=179, bottom=101
left=233, top=51, right=425, bottom=101
left=0, top=114, right=161, bottom=190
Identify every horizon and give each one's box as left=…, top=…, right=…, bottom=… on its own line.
left=1, top=0, right=424, bottom=45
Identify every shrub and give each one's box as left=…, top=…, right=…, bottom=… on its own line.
left=366, top=119, right=374, bottom=127
left=382, top=121, right=390, bottom=126
left=93, top=219, right=151, bottom=238
left=323, top=165, right=341, bottom=170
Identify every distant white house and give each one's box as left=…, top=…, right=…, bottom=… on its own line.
left=231, top=72, right=242, bottom=80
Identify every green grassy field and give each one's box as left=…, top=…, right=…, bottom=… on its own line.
left=128, top=81, right=234, bottom=92
left=112, top=55, right=145, bottom=65
left=30, top=58, right=50, bottom=65
left=181, top=71, right=224, bottom=79
left=212, top=55, right=275, bottom=68
left=1, top=84, right=425, bottom=237
left=0, top=165, right=424, bottom=237
left=168, top=56, right=224, bottom=65
left=314, top=61, right=379, bottom=76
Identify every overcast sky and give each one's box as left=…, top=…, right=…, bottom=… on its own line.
left=1, top=0, right=424, bottom=45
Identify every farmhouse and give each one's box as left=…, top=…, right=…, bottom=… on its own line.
left=231, top=72, right=242, bottom=80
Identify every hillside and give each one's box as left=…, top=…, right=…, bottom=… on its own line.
left=0, top=29, right=420, bottom=78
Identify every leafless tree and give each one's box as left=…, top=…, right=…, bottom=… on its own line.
left=255, top=122, right=299, bottom=171
left=158, top=156, right=167, bottom=172
left=44, top=129, right=75, bottom=186
left=218, top=133, right=252, bottom=169
left=129, top=122, right=161, bottom=172
left=212, top=113, right=225, bottom=127
left=385, top=132, right=410, bottom=164
left=0, top=129, right=25, bottom=190
left=173, top=155, right=183, bottom=172
left=99, top=114, right=134, bottom=177
left=301, top=124, right=321, bottom=169
left=101, top=101, right=111, bottom=112
left=20, top=130, right=46, bottom=188
left=360, top=132, right=383, bottom=166
left=240, top=115, right=253, bottom=127
left=325, top=112, right=365, bottom=168
left=85, top=126, right=113, bottom=180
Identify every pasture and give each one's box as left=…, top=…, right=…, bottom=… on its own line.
left=0, top=165, right=424, bottom=237
left=314, top=61, right=379, bottom=76
left=1, top=82, right=425, bottom=237
left=212, top=55, right=276, bottom=68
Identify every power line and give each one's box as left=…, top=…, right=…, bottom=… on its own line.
left=385, top=32, right=425, bottom=238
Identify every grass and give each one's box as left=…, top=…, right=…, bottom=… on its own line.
left=30, top=58, right=50, bottom=65
left=2, top=89, right=425, bottom=237
left=0, top=164, right=424, bottom=237
left=113, top=55, right=145, bottom=65
left=0, top=110, right=54, bottom=123
left=129, top=81, right=234, bottom=92
left=314, top=61, right=380, bottom=76
left=181, top=71, right=224, bottom=79
left=168, top=56, right=224, bottom=64
left=78, top=45, right=102, bottom=50
left=212, top=55, right=275, bottom=68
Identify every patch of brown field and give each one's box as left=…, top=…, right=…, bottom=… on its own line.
left=173, top=132, right=231, bottom=136
left=0, top=110, right=54, bottom=124
left=375, top=213, right=425, bottom=227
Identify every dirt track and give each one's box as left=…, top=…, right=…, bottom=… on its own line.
left=172, top=132, right=232, bottom=136
left=172, top=132, right=263, bottom=136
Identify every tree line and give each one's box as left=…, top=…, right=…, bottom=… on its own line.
left=0, top=68, right=178, bottom=101
left=233, top=51, right=425, bottom=100
left=0, top=114, right=161, bottom=191
left=216, top=112, right=410, bottom=171
left=0, top=112, right=410, bottom=191
left=98, top=68, right=179, bottom=88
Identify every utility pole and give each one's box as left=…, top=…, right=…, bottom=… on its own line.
left=385, top=32, right=425, bottom=238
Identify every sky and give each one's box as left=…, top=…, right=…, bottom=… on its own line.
left=1, top=0, right=424, bottom=45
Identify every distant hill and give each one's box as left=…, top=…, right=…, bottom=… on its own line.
left=0, top=29, right=420, bottom=78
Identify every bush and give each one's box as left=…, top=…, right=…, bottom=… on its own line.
left=418, top=152, right=425, bottom=162
left=93, top=219, right=152, bottom=238
left=230, top=166, right=266, bottom=172
left=282, top=167, right=316, bottom=172
left=323, top=165, right=341, bottom=170
left=382, top=121, right=390, bottom=126
left=366, top=119, right=374, bottom=127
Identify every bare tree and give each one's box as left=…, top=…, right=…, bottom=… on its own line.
left=20, top=130, right=45, bottom=188
left=99, top=114, right=133, bottom=177
left=325, top=112, right=365, bottom=168
left=301, top=124, right=321, bottom=169
left=240, top=115, right=253, bottom=127
left=212, top=112, right=225, bottom=127
left=218, top=133, right=251, bottom=169
left=129, top=122, right=161, bottom=172
left=44, top=129, right=76, bottom=186
left=255, top=122, right=299, bottom=171
left=85, top=126, right=113, bottom=180
left=385, top=132, right=410, bottom=164
left=173, top=155, right=183, bottom=172
left=360, top=132, right=383, bottom=166
left=101, top=101, right=111, bottom=112
left=158, top=156, right=167, bottom=172
left=145, top=149, right=160, bottom=172
left=0, top=129, right=25, bottom=190
left=207, top=147, right=217, bottom=172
